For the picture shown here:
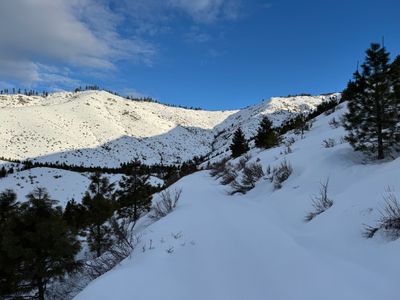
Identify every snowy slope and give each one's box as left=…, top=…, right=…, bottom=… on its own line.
left=0, top=91, right=337, bottom=167
left=74, top=104, right=400, bottom=300
left=206, top=94, right=340, bottom=158
left=0, top=91, right=235, bottom=166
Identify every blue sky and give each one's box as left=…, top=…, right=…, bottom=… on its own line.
left=0, top=0, right=399, bottom=110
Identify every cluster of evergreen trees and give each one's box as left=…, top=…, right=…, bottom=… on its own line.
left=229, top=118, right=280, bottom=158
left=230, top=43, right=400, bottom=161
left=0, top=165, right=14, bottom=178
left=0, top=170, right=155, bottom=299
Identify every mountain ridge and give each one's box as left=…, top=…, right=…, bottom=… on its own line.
left=0, top=90, right=339, bottom=166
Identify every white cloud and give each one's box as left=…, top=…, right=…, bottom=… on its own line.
left=0, top=0, right=242, bottom=87
left=0, top=0, right=154, bottom=85
left=120, top=88, right=148, bottom=99
left=169, top=0, right=240, bottom=23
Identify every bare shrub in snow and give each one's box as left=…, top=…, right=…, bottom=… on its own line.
left=85, top=219, right=141, bottom=280
left=210, top=157, right=229, bottom=178
left=48, top=219, right=141, bottom=299
left=230, top=162, right=264, bottom=194
left=285, top=137, right=296, bottom=147
left=149, top=188, right=182, bottom=220
left=364, top=188, right=400, bottom=239
left=220, top=166, right=238, bottom=185
left=305, top=179, right=333, bottom=222
left=242, top=162, right=264, bottom=188
left=329, top=117, right=340, bottom=129
left=269, top=160, right=293, bottom=190
left=284, top=145, right=292, bottom=154
left=322, top=138, right=336, bottom=148
left=236, top=153, right=252, bottom=171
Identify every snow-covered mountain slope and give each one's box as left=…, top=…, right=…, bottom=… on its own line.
left=74, top=104, right=400, bottom=300
left=0, top=91, right=235, bottom=166
left=0, top=91, right=338, bottom=167
left=210, top=94, right=340, bottom=157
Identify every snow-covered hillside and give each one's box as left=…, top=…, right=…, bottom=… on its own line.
left=0, top=91, right=337, bottom=167
left=0, top=91, right=235, bottom=166
left=74, top=104, right=400, bottom=300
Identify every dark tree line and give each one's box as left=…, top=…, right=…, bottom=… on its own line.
left=0, top=88, right=49, bottom=97
left=0, top=157, right=200, bottom=189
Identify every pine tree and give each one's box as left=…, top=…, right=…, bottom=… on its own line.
left=0, top=189, right=19, bottom=225
left=63, top=198, right=87, bottom=232
left=0, top=166, right=6, bottom=178
left=82, top=173, right=115, bottom=257
left=230, top=128, right=249, bottom=158
left=0, top=189, right=20, bottom=297
left=390, top=55, right=400, bottom=101
left=115, top=170, right=152, bottom=224
left=0, top=188, right=80, bottom=300
left=343, top=43, right=400, bottom=159
left=254, top=116, right=279, bottom=149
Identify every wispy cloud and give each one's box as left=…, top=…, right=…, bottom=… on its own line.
left=0, top=0, right=242, bottom=88
left=0, top=0, right=154, bottom=86
left=168, top=0, right=242, bottom=23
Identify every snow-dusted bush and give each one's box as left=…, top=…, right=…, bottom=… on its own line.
left=305, top=179, right=333, bottom=222
left=364, top=188, right=400, bottom=239
left=220, top=166, right=238, bottom=185
left=329, top=117, right=340, bottom=129
left=236, top=154, right=252, bottom=171
left=242, top=162, right=264, bottom=188
left=322, top=138, right=336, bottom=148
left=230, top=162, right=264, bottom=194
left=269, top=160, right=293, bottom=190
left=210, top=157, right=229, bottom=178
left=149, top=188, right=182, bottom=220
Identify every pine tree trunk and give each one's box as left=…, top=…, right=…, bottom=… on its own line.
left=96, top=224, right=101, bottom=258
left=37, top=278, right=45, bottom=300
left=376, top=95, right=384, bottom=159
left=377, top=127, right=384, bottom=159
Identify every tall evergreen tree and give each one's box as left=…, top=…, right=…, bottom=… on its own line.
left=63, top=198, right=87, bottom=232
left=82, top=173, right=115, bottom=257
left=0, top=189, right=19, bottom=226
left=343, top=43, right=400, bottom=159
left=230, top=128, right=249, bottom=158
left=390, top=55, right=400, bottom=101
left=254, top=116, right=279, bottom=149
left=115, top=170, right=152, bottom=224
left=0, top=189, right=20, bottom=297
left=0, top=188, right=80, bottom=300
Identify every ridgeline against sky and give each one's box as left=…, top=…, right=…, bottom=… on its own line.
left=0, top=0, right=399, bottom=109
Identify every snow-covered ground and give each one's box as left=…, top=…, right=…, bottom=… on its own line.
left=2, top=91, right=397, bottom=299
left=0, top=168, right=126, bottom=206
left=74, top=104, right=400, bottom=300
left=0, top=91, right=337, bottom=166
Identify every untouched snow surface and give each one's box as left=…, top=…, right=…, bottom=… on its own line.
left=74, top=105, right=400, bottom=299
